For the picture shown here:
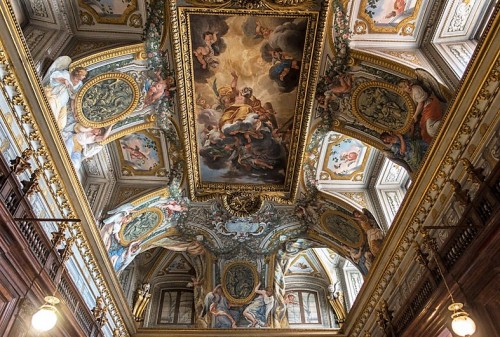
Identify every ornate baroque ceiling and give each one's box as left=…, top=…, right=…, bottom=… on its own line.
left=12, top=0, right=452, bottom=278
left=4, top=0, right=494, bottom=334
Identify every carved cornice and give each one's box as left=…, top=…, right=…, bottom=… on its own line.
left=0, top=2, right=132, bottom=335
left=344, top=10, right=499, bottom=337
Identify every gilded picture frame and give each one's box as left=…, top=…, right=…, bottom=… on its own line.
left=75, top=72, right=140, bottom=128
left=351, top=81, right=415, bottom=134
left=168, top=0, right=329, bottom=202
left=119, top=207, right=164, bottom=245
left=222, top=260, right=259, bottom=305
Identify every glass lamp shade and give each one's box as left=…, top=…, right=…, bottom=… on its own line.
left=31, top=296, right=60, bottom=332
left=451, top=312, right=476, bottom=336
left=449, top=303, right=476, bottom=337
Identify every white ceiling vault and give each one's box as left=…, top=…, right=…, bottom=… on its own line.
left=4, top=0, right=489, bottom=334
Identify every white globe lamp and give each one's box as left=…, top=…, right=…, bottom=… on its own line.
left=31, top=296, right=60, bottom=332
left=449, top=302, right=476, bottom=337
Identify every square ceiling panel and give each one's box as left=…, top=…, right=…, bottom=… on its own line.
left=70, top=0, right=146, bottom=35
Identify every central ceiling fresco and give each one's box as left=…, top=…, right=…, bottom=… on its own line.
left=173, top=1, right=328, bottom=206
left=22, top=0, right=454, bottom=331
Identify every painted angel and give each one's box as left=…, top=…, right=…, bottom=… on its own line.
left=110, top=240, right=141, bottom=273
left=380, top=131, right=428, bottom=174
left=65, top=123, right=113, bottom=171
left=100, top=203, right=136, bottom=250
left=42, top=56, right=87, bottom=130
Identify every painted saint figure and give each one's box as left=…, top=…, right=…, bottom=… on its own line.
left=398, top=79, right=443, bottom=144
left=109, top=240, right=141, bottom=273
left=353, top=208, right=385, bottom=258
left=380, top=131, right=428, bottom=173
left=65, top=123, right=113, bottom=171
left=243, top=282, right=274, bottom=327
left=202, top=284, right=237, bottom=328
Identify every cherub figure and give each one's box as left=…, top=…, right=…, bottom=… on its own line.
left=320, top=74, right=352, bottom=108
left=194, top=31, right=219, bottom=70
left=144, top=72, right=175, bottom=106
left=255, top=21, right=272, bottom=39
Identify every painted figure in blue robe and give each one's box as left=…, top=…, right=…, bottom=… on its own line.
left=243, top=282, right=274, bottom=327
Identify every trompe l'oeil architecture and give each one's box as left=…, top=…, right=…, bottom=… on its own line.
left=0, top=1, right=498, bottom=337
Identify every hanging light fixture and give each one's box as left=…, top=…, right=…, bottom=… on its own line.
left=433, top=255, right=476, bottom=336
left=449, top=302, right=476, bottom=337
left=31, top=296, right=60, bottom=332
left=20, top=220, right=76, bottom=333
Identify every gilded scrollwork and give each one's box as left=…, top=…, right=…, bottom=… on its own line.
left=358, top=0, right=422, bottom=34
left=186, top=0, right=313, bottom=10
left=222, top=192, right=263, bottom=217
left=77, top=0, right=138, bottom=25
left=348, top=25, right=500, bottom=337
left=171, top=1, right=327, bottom=203
left=0, top=36, right=128, bottom=335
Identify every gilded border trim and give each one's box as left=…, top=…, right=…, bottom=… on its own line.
left=222, top=260, right=259, bottom=305
left=70, top=43, right=145, bottom=70
left=78, top=0, right=138, bottom=25
left=116, top=129, right=166, bottom=177
left=100, top=122, right=156, bottom=145
left=169, top=0, right=330, bottom=203
left=357, top=0, right=422, bottom=34
left=321, top=134, right=372, bottom=181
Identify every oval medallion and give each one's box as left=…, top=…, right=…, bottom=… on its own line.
left=352, top=81, right=414, bottom=134
left=120, top=207, right=164, bottom=244
left=75, top=72, right=140, bottom=128
left=222, top=261, right=258, bottom=305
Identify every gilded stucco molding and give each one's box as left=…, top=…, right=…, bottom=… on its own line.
left=0, top=3, right=131, bottom=335
left=357, top=0, right=422, bottom=34
left=350, top=50, right=416, bottom=78
left=99, top=122, right=156, bottom=145
left=70, top=43, right=145, bottom=70
left=171, top=0, right=330, bottom=204
left=0, top=40, right=129, bottom=335
left=350, top=81, right=415, bottom=134
left=75, top=72, right=141, bottom=128
left=221, top=260, right=259, bottom=305
left=345, top=11, right=499, bottom=337
left=185, top=0, right=314, bottom=10
left=77, top=0, right=138, bottom=25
